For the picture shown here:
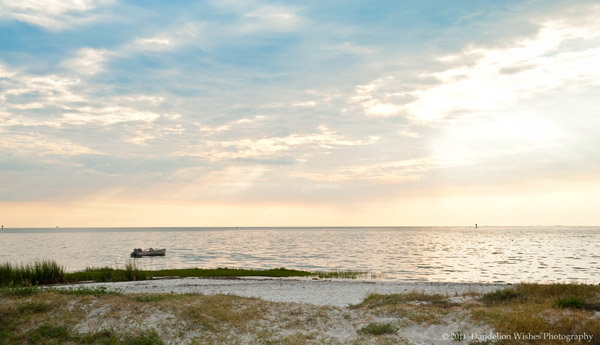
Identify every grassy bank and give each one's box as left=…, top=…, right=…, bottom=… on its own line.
left=0, top=260, right=376, bottom=287
left=0, top=260, right=65, bottom=286
left=1, top=283, right=598, bottom=344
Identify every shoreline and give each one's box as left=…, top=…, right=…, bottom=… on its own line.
left=53, top=277, right=509, bottom=307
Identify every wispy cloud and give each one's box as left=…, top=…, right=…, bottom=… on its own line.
left=293, top=158, right=430, bottom=184
left=210, top=0, right=303, bottom=33
left=178, top=126, right=377, bottom=161
left=62, top=48, right=108, bottom=75
left=131, top=22, right=205, bottom=52
left=0, top=133, right=99, bottom=156
left=241, top=5, right=302, bottom=32
left=0, top=0, right=114, bottom=30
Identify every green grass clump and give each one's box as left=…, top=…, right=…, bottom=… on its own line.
left=0, top=260, right=65, bottom=286
left=554, top=296, right=585, bottom=309
left=27, top=323, right=71, bottom=343
left=17, top=301, right=51, bottom=314
left=78, top=328, right=119, bottom=344
left=358, top=322, right=397, bottom=336
left=0, top=285, right=41, bottom=297
left=133, top=294, right=166, bottom=303
left=121, top=330, right=166, bottom=345
left=55, top=286, right=119, bottom=296
left=311, top=270, right=386, bottom=279
left=79, top=329, right=166, bottom=345
left=482, top=288, right=519, bottom=304
left=66, top=266, right=121, bottom=282
left=124, top=261, right=148, bottom=281
left=313, top=270, right=367, bottom=279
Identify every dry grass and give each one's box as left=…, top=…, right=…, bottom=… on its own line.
left=0, top=289, right=416, bottom=344
left=350, top=291, right=459, bottom=325
left=470, top=283, right=600, bottom=345
left=182, top=294, right=272, bottom=332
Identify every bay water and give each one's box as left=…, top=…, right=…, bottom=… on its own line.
left=1, top=226, right=598, bottom=283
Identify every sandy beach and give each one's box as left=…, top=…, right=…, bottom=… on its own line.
left=55, top=277, right=508, bottom=307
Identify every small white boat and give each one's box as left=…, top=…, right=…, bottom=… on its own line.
left=130, top=248, right=166, bottom=257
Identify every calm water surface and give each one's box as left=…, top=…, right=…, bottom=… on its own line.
left=1, top=227, right=598, bottom=283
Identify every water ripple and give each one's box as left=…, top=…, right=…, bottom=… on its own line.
left=1, top=226, right=599, bottom=283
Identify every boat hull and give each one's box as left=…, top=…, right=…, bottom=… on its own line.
left=130, top=249, right=166, bottom=257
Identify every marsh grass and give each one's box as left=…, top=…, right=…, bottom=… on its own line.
left=151, top=267, right=312, bottom=278
left=0, top=260, right=65, bottom=286
left=65, top=266, right=311, bottom=285
left=312, top=270, right=373, bottom=279
left=0, top=259, right=147, bottom=287
left=2, top=259, right=385, bottom=287
left=68, top=266, right=386, bottom=283
left=66, top=261, right=149, bottom=283
left=124, top=260, right=148, bottom=281
left=311, top=270, right=387, bottom=279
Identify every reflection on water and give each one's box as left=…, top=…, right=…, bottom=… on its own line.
left=1, top=226, right=598, bottom=283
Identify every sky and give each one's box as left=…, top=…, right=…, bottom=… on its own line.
left=1, top=0, right=600, bottom=227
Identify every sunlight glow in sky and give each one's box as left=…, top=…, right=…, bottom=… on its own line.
left=1, top=0, right=599, bottom=226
